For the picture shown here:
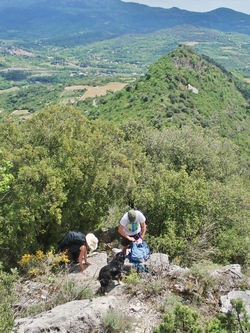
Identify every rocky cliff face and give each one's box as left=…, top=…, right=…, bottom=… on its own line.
left=12, top=252, right=250, bottom=333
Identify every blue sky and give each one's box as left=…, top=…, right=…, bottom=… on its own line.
left=122, top=0, right=250, bottom=15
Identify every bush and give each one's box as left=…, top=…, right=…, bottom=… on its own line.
left=103, top=309, right=133, bottom=333
left=18, top=249, right=70, bottom=279
left=153, top=304, right=204, bottom=333
left=153, top=299, right=250, bottom=333
left=0, top=269, right=18, bottom=333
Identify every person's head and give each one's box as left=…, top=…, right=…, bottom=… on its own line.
left=127, top=209, right=136, bottom=222
left=86, top=233, right=98, bottom=252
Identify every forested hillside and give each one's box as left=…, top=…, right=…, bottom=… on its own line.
left=1, top=0, right=250, bottom=118
left=0, top=0, right=250, bottom=42
left=0, top=44, right=249, bottom=266
left=84, top=45, right=250, bottom=154
left=1, top=107, right=250, bottom=270
left=1, top=46, right=250, bottom=333
left=1, top=3, right=250, bottom=332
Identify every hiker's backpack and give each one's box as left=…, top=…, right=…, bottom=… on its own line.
left=57, top=231, right=86, bottom=252
left=129, top=240, right=150, bottom=264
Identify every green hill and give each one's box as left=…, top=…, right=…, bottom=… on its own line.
left=84, top=45, right=250, bottom=150
left=1, top=48, right=250, bottom=281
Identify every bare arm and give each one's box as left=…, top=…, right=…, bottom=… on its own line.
left=140, top=222, right=147, bottom=239
left=78, top=245, right=91, bottom=274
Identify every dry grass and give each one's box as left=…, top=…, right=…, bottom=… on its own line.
left=63, top=82, right=127, bottom=100
left=0, top=87, right=20, bottom=94
left=11, top=109, right=33, bottom=120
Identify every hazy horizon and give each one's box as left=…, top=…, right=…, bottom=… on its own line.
left=122, top=0, right=250, bottom=15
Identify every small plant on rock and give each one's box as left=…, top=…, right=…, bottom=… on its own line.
left=141, top=275, right=166, bottom=296
left=188, top=261, right=219, bottom=299
left=159, top=293, right=183, bottom=313
left=124, top=268, right=142, bottom=295
left=102, top=309, right=133, bottom=333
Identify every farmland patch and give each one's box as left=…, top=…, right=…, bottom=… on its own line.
left=61, top=82, right=127, bottom=104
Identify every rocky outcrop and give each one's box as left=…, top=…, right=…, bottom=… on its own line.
left=15, top=296, right=121, bottom=333
left=12, top=252, right=250, bottom=333
left=187, top=83, right=199, bottom=94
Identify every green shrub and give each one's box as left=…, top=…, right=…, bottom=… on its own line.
left=18, top=249, right=70, bottom=279
left=0, top=269, right=18, bottom=333
left=124, top=268, right=141, bottom=285
left=103, top=309, right=133, bottom=333
left=141, top=276, right=166, bottom=296
left=154, top=299, right=250, bottom=333
left=153, top=304, right=204, bottom=333
left=189, top=261, right=219, bottom=299
left=159, top=293, right=183, bottom=313
left=123, top=268, right=141, bottom=296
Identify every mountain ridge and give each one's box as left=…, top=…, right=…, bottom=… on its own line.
left=1, top=0, right=250, bottom=43
left=84, top=45, right=250, bottom=152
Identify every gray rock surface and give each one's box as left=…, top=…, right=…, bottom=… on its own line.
left=221, top=290, right=250, bottom=314
left=13, top=251, right=166, bottom=333
left=12, top=252, right=250, bottom=333
left=15, top=297, right=118, bottom=333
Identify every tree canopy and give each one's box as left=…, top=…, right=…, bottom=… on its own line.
left=0, top=105, right=250, bottom=270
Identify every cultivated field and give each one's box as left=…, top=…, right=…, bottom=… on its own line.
left=11, top=109, right=32, bottom=120
left=62, top=82, right=127, bottom=102
left=0, top=87, right=20, bottom=94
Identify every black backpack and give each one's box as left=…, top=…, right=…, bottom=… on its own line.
left=58, top=231, right=86, bottom=252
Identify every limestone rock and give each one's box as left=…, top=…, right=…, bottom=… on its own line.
left=221, top=290, right=250, bottom=315
left=15, top=296, right=118, bottom=333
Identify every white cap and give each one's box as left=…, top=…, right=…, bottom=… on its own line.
left=86, top=233, right=98, bottom=252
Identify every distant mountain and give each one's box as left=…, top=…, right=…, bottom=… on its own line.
left=84, top=45, right=250, bottom=150
left=0, top=0, right=250, bottom=44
